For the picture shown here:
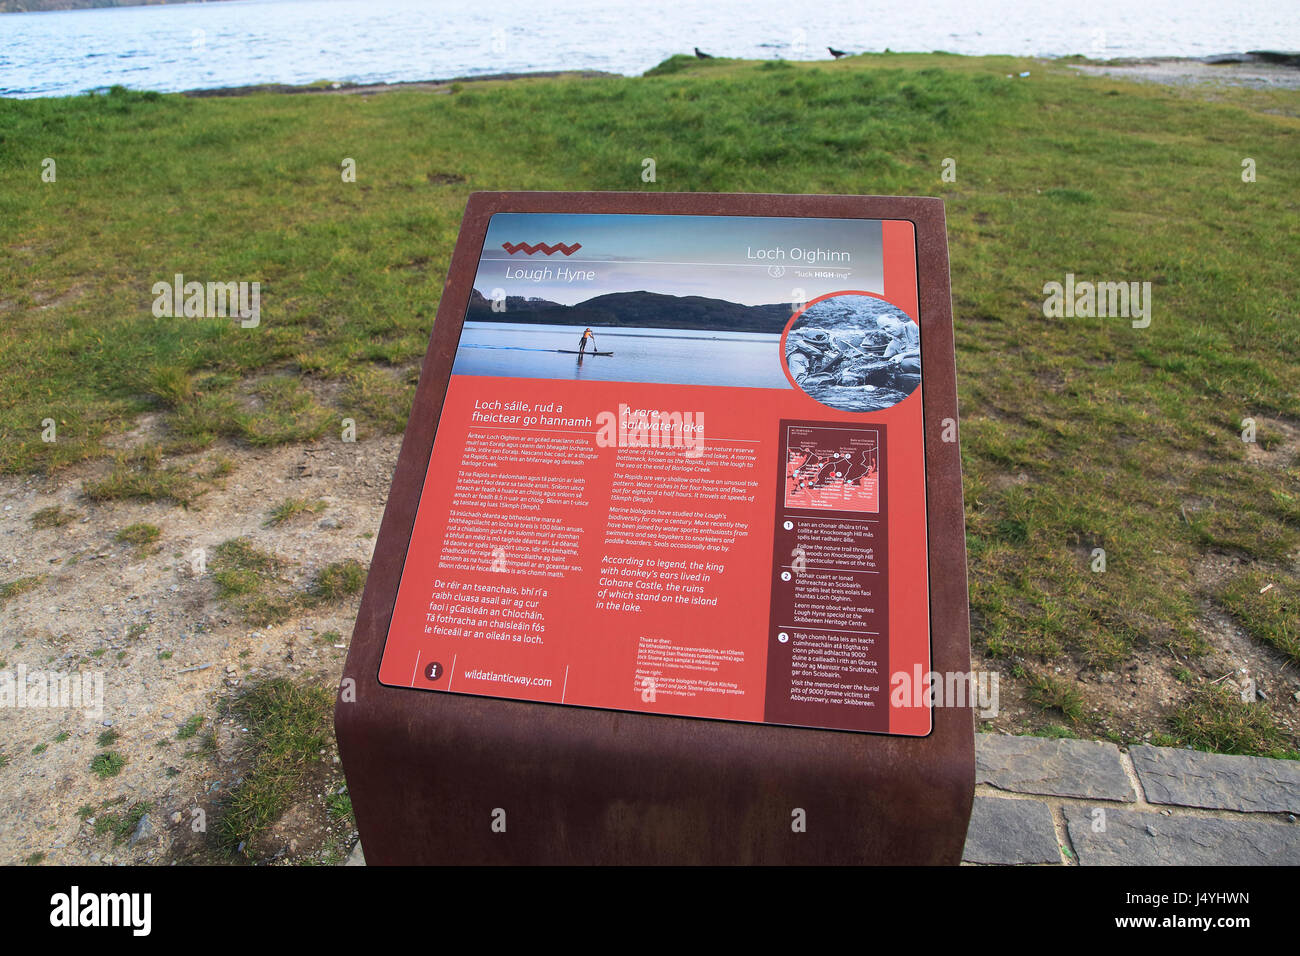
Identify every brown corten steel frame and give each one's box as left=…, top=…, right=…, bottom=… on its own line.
left=335, top=191, right=974, bottom=865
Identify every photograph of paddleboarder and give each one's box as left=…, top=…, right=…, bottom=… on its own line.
left=784, top=293, right=922, bottom=412
left=449, top=211, right=887, bottom=388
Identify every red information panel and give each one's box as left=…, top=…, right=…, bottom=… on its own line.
left=379, top=213, right=931, bottom=735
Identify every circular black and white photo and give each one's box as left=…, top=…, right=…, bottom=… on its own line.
left=783, top=293, right=921, bottom=413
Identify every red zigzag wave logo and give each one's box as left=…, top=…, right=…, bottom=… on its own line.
left=501, top=241, right=582, bottom=256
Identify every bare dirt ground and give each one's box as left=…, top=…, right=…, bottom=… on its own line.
left=0, top=431, right=400, bottom=865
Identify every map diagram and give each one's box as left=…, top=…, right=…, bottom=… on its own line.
left=783, top=425, right=881, bottom=513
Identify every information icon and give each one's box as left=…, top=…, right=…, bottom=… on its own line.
left=425, top=661, right=444, bottom=681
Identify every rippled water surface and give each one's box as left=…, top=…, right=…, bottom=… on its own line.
left=3, top=0, right=1296, bottom=98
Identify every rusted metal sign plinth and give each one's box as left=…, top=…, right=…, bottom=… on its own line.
left=336, top=192, right=974, bottom=865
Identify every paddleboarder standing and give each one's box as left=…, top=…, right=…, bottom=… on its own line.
left=578, top=327, right=596, bottom=357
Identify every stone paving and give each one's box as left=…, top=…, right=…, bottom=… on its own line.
left=342, top=733, right=1300, bottom=865
left=963, top=734, right=1300, bottom=865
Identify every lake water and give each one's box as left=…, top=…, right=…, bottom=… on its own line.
left=2, top=0, right=1297, bottom=98
left=452, top=322, right=789, bottom=389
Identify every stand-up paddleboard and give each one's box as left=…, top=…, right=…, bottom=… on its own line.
left=556, top=350, right=613, bottom=355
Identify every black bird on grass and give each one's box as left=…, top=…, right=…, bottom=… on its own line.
left=695, top=47, right=714, bottom=59
left=829, top=47, right=849, bottom=58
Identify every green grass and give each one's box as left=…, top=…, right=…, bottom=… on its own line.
left=211, top=537, right=297, bottom=625
left=1169, top=686, right=1296, bottom=759
left=115, top=522, right=161, bottom=548
left=95, top=728, right=120, bottom=747
left=265, top=497, right=326, bottom=526
left=1218, top=571, right=1299, bottom=664
left=212, top=538, right=281, bottom=583
left=83, top=446, right=229, bottom=506
left=177, top=714, right=205, bottom=740
left=83, top=799, right=151, bottom=846
left=1042, top=187, right=1096, bottom=204
left=0, top=576, right=44, bottom=604
left=1026, top=670, right=1084, bottom=722
left=325, top=790, right=353, bottom=822
left=211, top=538, right=366, bottom=623
left=90, top=751, right=126, bottom=778
left=309, top=560, right=366, bottom=601
left=214, top=678, right=333, bottom=856
left=187, top=729, right=218, bottom=760
left=30, top=505, right=77, bottom=528
left=1, top=54, right=1298, bottom=754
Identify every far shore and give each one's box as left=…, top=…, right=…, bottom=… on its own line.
left=181, top=70, right=620, bottom=98
left=173, top=53, right=1300, bottom=99
left=5, top=50, right=1296, bottom=100
left=1068, top=52, right=1300, bottom=90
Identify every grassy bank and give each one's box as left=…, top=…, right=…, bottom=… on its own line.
left=1, top=53, right=1297, bottom=754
